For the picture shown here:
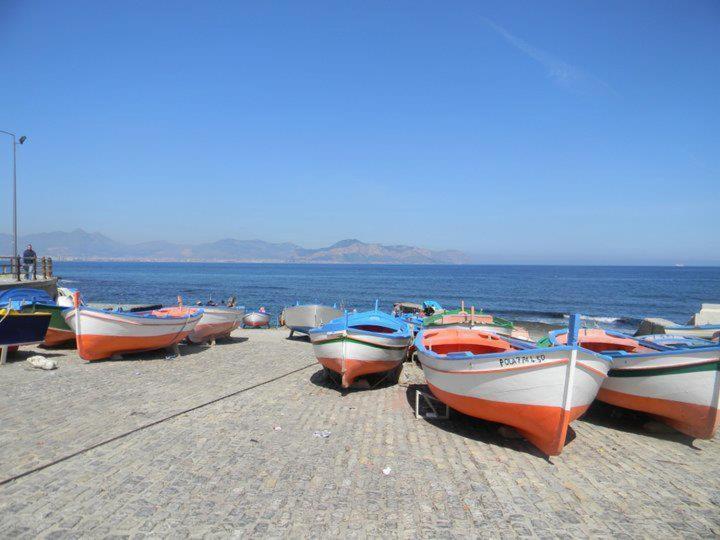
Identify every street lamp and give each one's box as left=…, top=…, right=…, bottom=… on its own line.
left=0, top=130, right=27, bottom=260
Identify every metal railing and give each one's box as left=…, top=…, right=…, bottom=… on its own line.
left=0, top=256, right=54, bottom=281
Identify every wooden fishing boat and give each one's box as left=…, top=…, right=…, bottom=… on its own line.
left=424, top=306, right=530, bottom=340
left=636, top=304, right=720, bottom=339
left=0, top=288, right=74, bottom=346
left=243, top=311, right=271, bottom=328
left=64, top=302, right=202, bottom=361
left=309, top=309, right=412, bottom=388
left=392, top=302, right=425, bottom=335
left=662, top=323, right=720, bottom=339
left=548, top=328, right=720, bottom=439
left=184, top=304, right=245, bottom=344
left=281, top=303, right=343, bottom=337
left=415, top=316, right=611, bottom=455
left=0, top=308, right=52, bottom=363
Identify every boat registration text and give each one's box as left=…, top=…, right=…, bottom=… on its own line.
left=498, top=354, right=546, bottom=368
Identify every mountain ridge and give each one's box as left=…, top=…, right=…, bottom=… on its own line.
left=0, top=230, right=470, bottom=264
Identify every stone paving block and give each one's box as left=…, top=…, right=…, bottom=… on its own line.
left=0, top=329, right=718, bottom=537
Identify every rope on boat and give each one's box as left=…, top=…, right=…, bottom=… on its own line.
left=0, top=361, right=318, bottom=488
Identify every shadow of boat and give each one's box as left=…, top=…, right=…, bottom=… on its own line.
left=308, top=367, right=400, bottom=395
left=403, top=383, right=564, bottom=461
left=579, top=400, right=698, bottom=447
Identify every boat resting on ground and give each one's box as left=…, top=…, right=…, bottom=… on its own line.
left=243, top=311, right=271, bottom=328
left=281, top=303, right=343, bottom=337
left=636, top=304, right=720, bottom=339
left=309, top=310, right=412, bottom=388
left=0, top=288, right=74, bottom=347
left=424, top=308, right=530, bottom=340
left=179, top=304, right=245, bottom=344
left=0, top=308, right=52, bottom=362
left=547, top=328, right=720, bottom=439
left=65, top=304, right=202, bottom=361
left=415, top=316, right=611, bottom=456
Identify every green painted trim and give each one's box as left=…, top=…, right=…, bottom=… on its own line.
left=609, top=361, right=720, bottom=378
left=313, top=336, right=407, bottom=350
left=423, top=309, right=514, bottom=329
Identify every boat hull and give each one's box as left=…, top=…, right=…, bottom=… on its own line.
left=188, top=306, right=245, bottom=343
left=282, top=304, right=343, bottom=334
left=65, top=308, right=201, bottom=361
left=417, top=346, right=609, bottom=455
left=243, top=312, right=271, bottom=328
left=598, top=348, right=720, bottom=439
left=0, top=310, right=52, bottom=348
left=664, top=326, right=720, bottom=339
left=310, top=330, right=410, bottom=388
left=20, top=304, right=75, bottom=346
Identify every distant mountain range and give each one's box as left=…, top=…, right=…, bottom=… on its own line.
left=0, top=229, right=470, bottom=264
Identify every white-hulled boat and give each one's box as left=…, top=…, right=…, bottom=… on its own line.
left=662, top=324, right=720, bottom=339
left=184, top=304, right=245, bottom=344
left=243, top=311, right=271, bottom=328
left=636, top=304, right=720, bottom=339
left=415, top=316, right=611, bottom=456
left=549, top=328, right=720, bottom=439
left=309, top=309, right=412, bottom=388
left=65, top=304, right=202, bottom=361
left=281, top=303, right=343, bottom=337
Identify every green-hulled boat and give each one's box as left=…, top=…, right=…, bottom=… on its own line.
left=423, top=305, right=529, bottom=339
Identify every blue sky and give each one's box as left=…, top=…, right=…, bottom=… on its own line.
left=1, top=1, right=718, bottom=264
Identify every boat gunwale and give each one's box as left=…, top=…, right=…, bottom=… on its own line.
left=67, top=307, right=204, bottom=326
left=548, top=328, right=720, bottom=359
left=415, top=329, right=612, bottom=363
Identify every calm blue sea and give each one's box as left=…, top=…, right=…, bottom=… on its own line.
left=53, top=262, right=720, bottom=332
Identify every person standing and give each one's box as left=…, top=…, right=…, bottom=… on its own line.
left=22, top=244, right=37, bottom=280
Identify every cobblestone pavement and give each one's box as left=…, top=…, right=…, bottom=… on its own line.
left=1, top=329, right=718, bottom=538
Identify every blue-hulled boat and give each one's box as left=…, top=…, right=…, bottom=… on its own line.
left=0, top=306, right=52, bottom=363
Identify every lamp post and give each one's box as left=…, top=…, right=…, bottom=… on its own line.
left=0, top=130, right=26, bottom=260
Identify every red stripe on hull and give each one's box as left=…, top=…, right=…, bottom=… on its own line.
left=43, top=327, right=76, bottom=347
left=318, top=357, right=401, bottom=388
left=597, top=387, right=719, bottom=439
left=77, top=331, right=192, bottom=361
left=427, top=382, right=589, bottom=456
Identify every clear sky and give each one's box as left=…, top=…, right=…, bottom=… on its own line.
left=1, top=1, right=718, bottom=264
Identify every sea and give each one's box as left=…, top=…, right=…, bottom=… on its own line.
left=53, top=262, right=720, bottom=333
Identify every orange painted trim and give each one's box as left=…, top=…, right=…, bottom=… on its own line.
left=77, top=331, right=192, bottom=361
left=597, top=387, right=719, bottom=439
left=576, top=362, right=608, bottom=379
left=42, top=327, right=76, bottom=347
left=427, top=382, right=589, bottom=456
left=317, top=357, right=401, bottom=388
